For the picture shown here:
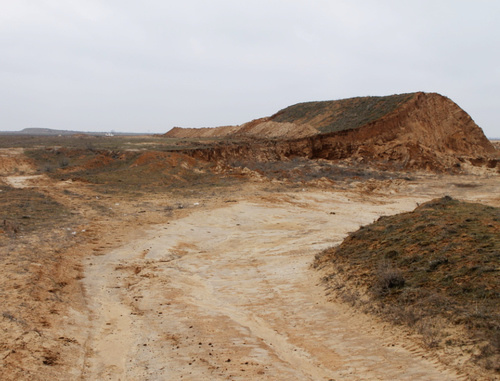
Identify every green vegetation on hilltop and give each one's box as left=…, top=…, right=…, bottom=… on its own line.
left=315, top=196, right=500, bottom=371
left=272, top=93, right=416, bottom=134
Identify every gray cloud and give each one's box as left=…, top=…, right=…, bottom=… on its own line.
left=1, top=0, right=499, bottom=137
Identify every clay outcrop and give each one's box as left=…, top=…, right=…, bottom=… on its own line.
left=165, top=92, right=498, bottom=171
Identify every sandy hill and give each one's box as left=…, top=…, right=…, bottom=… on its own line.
left=238, top=92, right=416, bottom=138
left=165, top=93, right=417, bottom=140
left=165, top=92, right=498, bottom=170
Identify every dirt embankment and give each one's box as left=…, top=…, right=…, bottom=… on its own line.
left=166, top=93, right=498, bottom=171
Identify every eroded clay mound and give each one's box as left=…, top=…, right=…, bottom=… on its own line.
left=165, top=92, right=497, bottom=170
left=282, top=92, right=497, bottom=170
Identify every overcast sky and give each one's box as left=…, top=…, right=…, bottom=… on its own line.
left=1, top=1, right=499, bottom=137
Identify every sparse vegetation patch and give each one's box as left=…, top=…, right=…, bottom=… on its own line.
left=314, top=196, right=500, bottom=372
left=25, top=147, right=240, bottom=194
left=0, top=185, right=73, bottom=236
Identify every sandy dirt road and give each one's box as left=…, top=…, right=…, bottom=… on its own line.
left=78, top=185, right=484, bottom=381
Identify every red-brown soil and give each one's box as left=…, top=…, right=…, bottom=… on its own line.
left=166, top=92, right=498, bottom=171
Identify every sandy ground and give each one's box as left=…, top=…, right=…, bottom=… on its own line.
left=74, top=177, right=499, bottom=380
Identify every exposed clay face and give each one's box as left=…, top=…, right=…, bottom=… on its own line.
left=166, top=92, right=498, bottom=172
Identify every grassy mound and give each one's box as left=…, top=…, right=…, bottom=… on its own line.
left=314, top=196, right=500, bottom=372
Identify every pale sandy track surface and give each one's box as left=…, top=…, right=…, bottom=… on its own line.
left=79, top=187, right=479, bottom=380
